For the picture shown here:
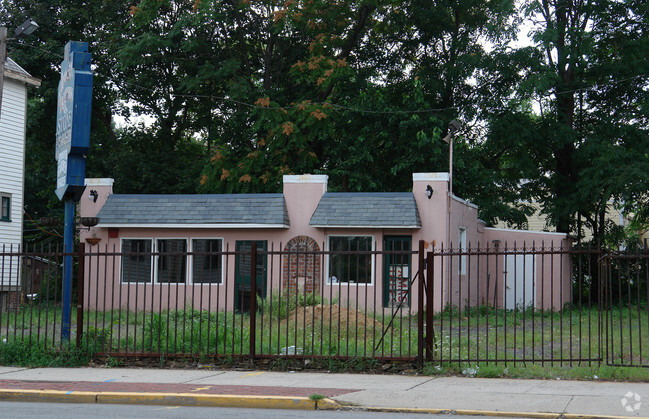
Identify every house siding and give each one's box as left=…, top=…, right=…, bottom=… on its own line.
left=495, top=199, right=639, bottom=243
left=0, top=79, right=27, bottom=246
left=0, top=78, right=28, bottom=287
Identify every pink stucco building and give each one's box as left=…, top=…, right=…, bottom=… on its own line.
left=79, top=173, right=572, bottom=313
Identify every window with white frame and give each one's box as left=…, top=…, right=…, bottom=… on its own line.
left=121, top=239, right=153, bottom=283
left=328, top=236, right=373, bottom=284
left=458, top=226, right=467, bottom=275
left=191, top=238, right=223, bottom=284
left=0, top=193, right=10, bottom=222
left=157, top=239, right=187, bottom=283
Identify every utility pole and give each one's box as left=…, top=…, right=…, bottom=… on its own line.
left=441, top=120, right=461, bottom=300
left=0, top=27, right=8, bottom=120
left=442, top=120, right=462, bottom=249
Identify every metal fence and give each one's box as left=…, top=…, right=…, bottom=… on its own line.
left=1, top=241, right=647, bottom=367
left=422, top=243, right=603, bottom=366
left=602, top=252, right=649, bottom=367
left=0, top=243, right=68, bottom=350
left=77, top=241, right=420, bottom=361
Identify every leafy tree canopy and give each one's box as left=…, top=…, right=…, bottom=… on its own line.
left=1, top=0, right=647, bottom=246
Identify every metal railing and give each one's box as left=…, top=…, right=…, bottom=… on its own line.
left=422, top=242, right=603, bottom=366
left=602, top=252, right=649, bottom=367
left=1, top=240, right=646, bottom=367
left=76, top=241, right=420, bottom=361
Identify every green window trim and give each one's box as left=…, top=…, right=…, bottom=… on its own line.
left=0, top=195, right=11, bottom=222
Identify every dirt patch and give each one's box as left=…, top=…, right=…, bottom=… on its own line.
left=281, top=305, right=386, bottom=336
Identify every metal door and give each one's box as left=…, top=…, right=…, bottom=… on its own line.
left=234, top=240, right=267, bottom=312
left=384, top=236, right=412, bottom=307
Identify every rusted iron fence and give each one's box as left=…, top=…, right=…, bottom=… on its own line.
left=422, top=243, right=604, bottom=366
left=76, top=241, right=421, bottom=362
left=0, top=243, right=69, bottom=351
left=1, top=241, right=647, bottom=367
left=603, top=252, right=649, bottom=367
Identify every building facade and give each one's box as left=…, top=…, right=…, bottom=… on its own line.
left=79, top=173, right=573, bottom=313
left=0, top=57, right=40, bottom=306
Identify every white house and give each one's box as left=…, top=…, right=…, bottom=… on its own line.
left=0, top=57, right=40, bottom=247
left=0, top=57, right=40, bottom=305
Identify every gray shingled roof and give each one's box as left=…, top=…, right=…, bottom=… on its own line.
left=96, top=194, right=289, bottom=227
left=310, top=192, right=421, bottom=228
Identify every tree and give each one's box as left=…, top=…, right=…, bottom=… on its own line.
left=478, top=0, right=649, bottom=242
left=11, top=0, right=647, bottom=248
left=194, top=0, right=520, bottom=197
left=0, top=0, right=131, bottom=243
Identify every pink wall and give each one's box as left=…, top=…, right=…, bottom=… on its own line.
left=483, top=228, right=572, bottom=310
left=79, top=174, right=573, bottom=314
left=410, top=173, right=452, bottom=312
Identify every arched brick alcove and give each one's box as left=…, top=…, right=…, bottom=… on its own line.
left=282, top=236, right=321, bottom=294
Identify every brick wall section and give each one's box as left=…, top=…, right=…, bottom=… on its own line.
left=8, top=291, right=20, bottom=310
left=2, top=291, right=21, bottom=311
left=282, top=236, right=321, bottom=294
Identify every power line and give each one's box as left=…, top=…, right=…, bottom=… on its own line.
left=23, top=209, right=62, bottom=238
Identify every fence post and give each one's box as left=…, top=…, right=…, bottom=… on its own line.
left=249, top=241, right=257, bottom=359
left=426, top=246, right=434, bottom=362
left=76, top=242, right=85, bottom=349
left=417, top=240, right=425, bottom=366
left=600, top=250, right=607, bottom=366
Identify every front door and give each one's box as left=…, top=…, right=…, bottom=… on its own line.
left=235, top=240, right=268, bottom=313
left=383, top=236, right=412, bottom=307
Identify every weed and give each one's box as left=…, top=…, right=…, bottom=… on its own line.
left=104, top=355, right=120, bottom=368
left=257, top=289, right=330, bottom=319
left=0, top=339, right=91, bottom=367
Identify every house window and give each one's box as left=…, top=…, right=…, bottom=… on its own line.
left=0, top=194, right=10, bottom=222
left=121, top=239, right=152, bottom=283
left=191, top=239, right=222, bottom=284
left=157, top=239, right=187, bottom=283
left=458, top=226, right=467, bottom=275
left=328, top=236, right=373, bottom=284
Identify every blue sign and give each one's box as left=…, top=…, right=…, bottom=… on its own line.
left=55, top=41, right=93, bottom=200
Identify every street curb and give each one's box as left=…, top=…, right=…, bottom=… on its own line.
left=353, top=406, right=647, bottom=419
left=0, top=389, right=642, bottom=418
left=0, top=389, right=340, bottom=410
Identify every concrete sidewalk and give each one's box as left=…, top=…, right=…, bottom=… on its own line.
left=0, top=366, right=647, bottom=418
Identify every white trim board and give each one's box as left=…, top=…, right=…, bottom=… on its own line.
left=97, top=223, right=289, bottom=229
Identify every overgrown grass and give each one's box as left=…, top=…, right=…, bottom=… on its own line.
left=0, top=328, right=108, bottom=367
left=1, top=301, right=648, bottom=376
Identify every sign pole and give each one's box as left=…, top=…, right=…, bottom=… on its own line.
left=54, top=42, right=93, bottom=342
left=61, top=199, right=75, bottom=340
